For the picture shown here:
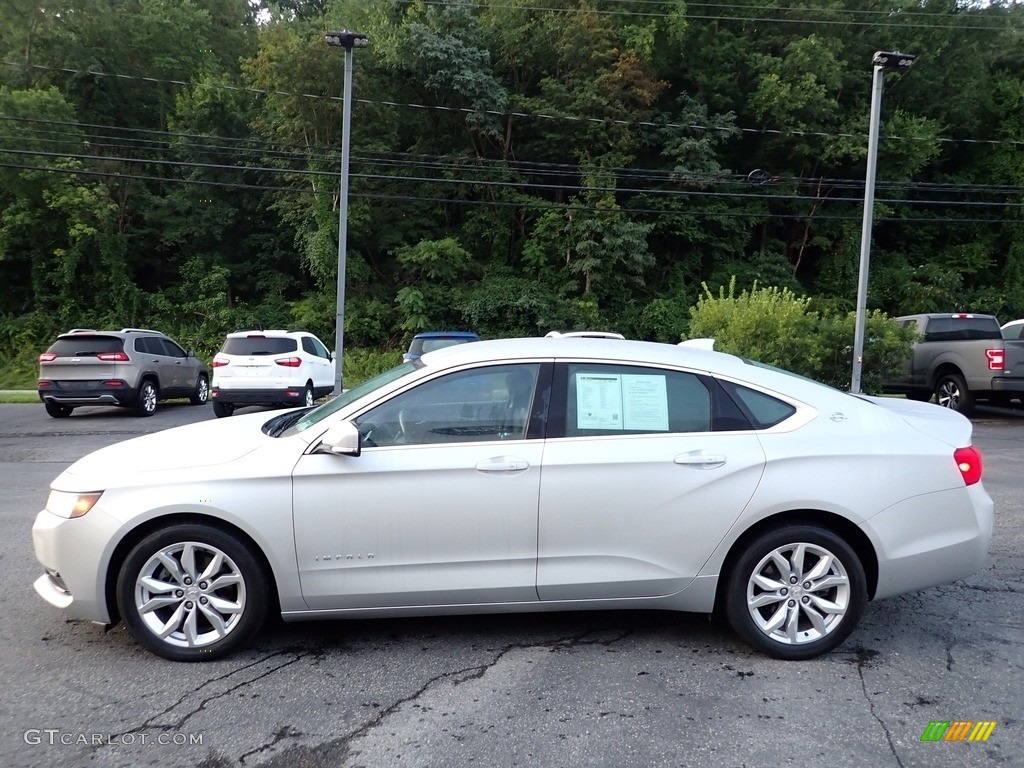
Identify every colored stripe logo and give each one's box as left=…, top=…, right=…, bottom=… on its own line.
left=921, top=721, right=997, bottom=742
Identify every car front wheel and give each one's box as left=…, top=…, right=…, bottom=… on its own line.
left=725, top=526, right=866, bottom=660
left=116, top=524, right=268, bottom=661
left=190, top=374, right=209, bottom=405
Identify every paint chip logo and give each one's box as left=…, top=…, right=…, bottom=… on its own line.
left=921, top=721, right=997, bottom=742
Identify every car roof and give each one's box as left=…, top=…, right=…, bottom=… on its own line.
left=226, top=329, right=310, bottom=337
left=419, top=336, right=739, bottom=372
left=412, top=331, right=479, bottom=339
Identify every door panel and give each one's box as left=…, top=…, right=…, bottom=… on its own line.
left=291, top=362, right=549, bottom=610
left=537, top=432, right=764, bottom=600
left=292, top=441, right=543, bottom=609
left=537, top=362, right=766, bottom=600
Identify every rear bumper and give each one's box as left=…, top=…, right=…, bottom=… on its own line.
left=38, top=381, right=136, bottom=407
left=211, top=387, right=306, bottom=406
left=989, top=377, right=1024, bottom=393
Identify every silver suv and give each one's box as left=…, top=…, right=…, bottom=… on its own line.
left=37, top=328, right=210, bottom=418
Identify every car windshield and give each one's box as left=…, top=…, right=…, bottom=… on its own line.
left=222, top=336, right=297, bottom=355
left=283, top=362, right=420, bottom=436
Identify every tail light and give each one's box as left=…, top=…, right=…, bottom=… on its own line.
left=985, top=349, right=1004, bottom=371
left=39, top=353, right=57, bottom=362
left=275, top=357, right=302, bottom=367
left=212, top=357, right=230, bottom=368
left=954, top=446, right=983, bottom=486
left=96, top=351, right=130, bottom=362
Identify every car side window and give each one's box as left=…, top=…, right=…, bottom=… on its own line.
left=301, top=337, right=316, bottom=356
left=137, top=337, right=162, bottom=355
left=355, top=364, right=541, bottom=447
left=561, top=364, right=713, bottom=437
left=717, top=380, right=796, bottom=429
left=159, top=338, right=187, bottom=358
left=310, top=337, right=331, bottom=358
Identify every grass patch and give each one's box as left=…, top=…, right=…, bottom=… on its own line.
left=0, top=391, right=39, bottom=403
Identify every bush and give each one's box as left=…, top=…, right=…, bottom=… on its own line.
left=687, top=279, right=913, bottom=392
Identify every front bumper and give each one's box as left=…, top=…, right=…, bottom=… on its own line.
left=32, top=507, right=122, bottom=624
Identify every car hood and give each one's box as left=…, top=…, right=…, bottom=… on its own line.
left=56, top=412, right=273, bottom=487
left=858, top=395, right=973, bottom=447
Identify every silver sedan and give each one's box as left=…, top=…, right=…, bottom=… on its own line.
left=32, top=336, right=993, bottom=661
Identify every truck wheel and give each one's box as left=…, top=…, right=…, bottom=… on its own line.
left=935, top=373, right=974, bottom=415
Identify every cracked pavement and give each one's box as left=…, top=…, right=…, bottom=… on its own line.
left=2, top=404, right=1020, bottom=768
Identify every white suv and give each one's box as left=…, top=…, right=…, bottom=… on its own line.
left=210, top=330, right=335, bottom=417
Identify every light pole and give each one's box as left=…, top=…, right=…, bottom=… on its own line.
left=850, top=50, right=916, bottom=394
left=325, top=29, right=369, bottom=396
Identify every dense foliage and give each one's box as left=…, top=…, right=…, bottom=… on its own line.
left=2, top=0, right=1023, bottom=385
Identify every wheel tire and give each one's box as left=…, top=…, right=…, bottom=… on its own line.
left=116, top=523, right=268, bottom=662
left=906, top=391, right=932, bottom=403
left=135, top=379, right=158, bottom=417
left=44, top=402, right=73, bottom=418
left=303, top=383, right=314, bottom=407
left=725, top=526, right=867, bottom=660
left=212, top=400, right=235, bottom=418
left=190, top=374, right=209, bottom=405
left=935, top=373, right=974, bottom=415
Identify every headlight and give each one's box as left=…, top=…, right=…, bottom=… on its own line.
left=46, top=490, right=103, bottom=519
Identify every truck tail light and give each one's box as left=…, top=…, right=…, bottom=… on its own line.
left=985, top=349, right=1004, bottom=371
left=954, top=446, right=983, bottom=486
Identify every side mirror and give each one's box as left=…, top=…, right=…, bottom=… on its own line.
left=313, top=420, right=361, bottom=457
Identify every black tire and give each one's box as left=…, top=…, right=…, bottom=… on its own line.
left=212, top=400, right=235, bottom=418
left=116, top=523, right=268, bottom=662
left=303, top=383, right=314, bottom=407
left=906, top=391, right=932, bottom=403
left=44, top=402, right=73, bottom=419
left=725, top=526, right=867, bottom=660
left=135, top=379, right=158, bottom=417
left=190, top=374, right=209, bottom=405
left=935, top=372, right=974, bottom=415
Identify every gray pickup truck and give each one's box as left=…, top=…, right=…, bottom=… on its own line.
left=880, top=313, right=1024, bottom=414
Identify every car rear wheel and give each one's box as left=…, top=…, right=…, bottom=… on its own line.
left=190, top=374, right=209, bottom=405
left=135, top=379, right=158, bottom=416
left=303, top=383, right=314, bottom=407
left=44, top=402, right=73, bottom=418
left=212, top=400, right=234, bottom=418
left=116, top=523, right=268, bottom=661
left=725, top=526, right=866, bottom=660
left=935, top=373, right=974, bottom=415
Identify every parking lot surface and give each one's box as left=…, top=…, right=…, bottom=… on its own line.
left=1, top=402, right=1020, bottom=767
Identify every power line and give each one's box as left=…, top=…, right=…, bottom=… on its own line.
left=6, top=61, right=1024, bottom=148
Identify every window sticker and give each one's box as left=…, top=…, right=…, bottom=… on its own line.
left=621, top=374, right=669, bottom=431
left=575, top=372, right=670, bottom=431
left=576, top=374, right=623, bottom=429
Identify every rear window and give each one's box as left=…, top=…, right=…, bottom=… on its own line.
left=923, top=316, right=1001, bottom=342
left=221, top=336, right=297, bottom=355
left=47, top=335, right=124, bottom=356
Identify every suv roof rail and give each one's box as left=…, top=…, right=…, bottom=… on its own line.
left=119, top=328, right=163, bottom=335
left=545, top=330, right=625, bottom=340
left=66, top=328, right=97, bottom=334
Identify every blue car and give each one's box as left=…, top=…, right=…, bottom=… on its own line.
left=403, top=331, right=480, bottom=362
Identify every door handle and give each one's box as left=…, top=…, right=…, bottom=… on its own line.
left=476, top=456, right=530, bottom=473
left=674, top=452, right=726, bottom=468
